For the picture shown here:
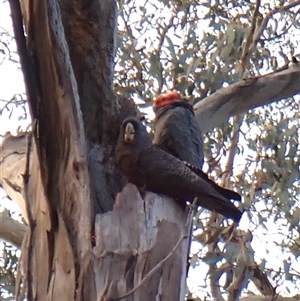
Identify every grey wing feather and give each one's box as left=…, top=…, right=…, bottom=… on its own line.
left=138, top=146, right=242, bottom=222
left=184, top=161, right=242, bottom=201
left=139, top=146, right=227, bottom=200
left=154, top=106, right=204, bottom=168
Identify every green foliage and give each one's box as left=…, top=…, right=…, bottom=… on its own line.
left=0, top=243, right=18, bottom=300
left=115, top=0, right=300, bottom=103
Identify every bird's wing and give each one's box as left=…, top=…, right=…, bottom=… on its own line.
left=138, top=146, right=242, bottom=222
left=184, top=162, right=242, bottom=201
left=153, top=106, right=204, bottom=168
left=139, top=146, right=234, bottom=201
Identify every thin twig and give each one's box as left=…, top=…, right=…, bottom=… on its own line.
left=240, top=0, right=261, bottom=73
left=156, top=13, right=176, bottom=92
left=0, top=96, right=17, bottom=115
left=185, top=197, right=198, bottom=275
left=120, top=13, right=144, bottom=84
left=225, top=0, right=260, bottom=181
left=209, top=262, right=226, bottom=301
left=8, top=0, right=39, bottom=119
left=252, top=1, right=300, bottom=50
left=222, top=115, right=243, bottom=188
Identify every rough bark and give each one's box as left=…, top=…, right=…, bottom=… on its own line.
left=6, top=0, right=189, bottom=300
left=19, top=0, right=123, bottom=214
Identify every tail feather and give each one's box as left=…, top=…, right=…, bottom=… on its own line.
left=184, top=162, right=242, bottom=201
left=196, top=195, right=243, bottom=223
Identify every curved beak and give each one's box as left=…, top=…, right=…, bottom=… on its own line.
left=124, top=122, right=135, bottom=143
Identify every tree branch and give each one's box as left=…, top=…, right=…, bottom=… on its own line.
left=222, top=115, right=243, bottom=188
left=0, top=210, right=26, bottom=248
left=0, top=133, right=28, bottom=223
left=240, top=0, right=261, bottom=73
left=194, top=64, right=300, bottom=133
left=209, top=262, right=225, bottom=301
left=252, top=1, right=300, bottom=47
left=240, top=297, right=300, bottom=301
left=8, top=0, right=39, bottom=119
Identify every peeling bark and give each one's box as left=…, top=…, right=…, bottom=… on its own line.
left=7, top=0, right=189, bottom=300
left=0, top=133, right=28, bottom=223
left=88, top=184, right=189, bottom=301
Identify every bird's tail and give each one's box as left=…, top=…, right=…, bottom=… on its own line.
left=196, top=195, right=243, bottom=223
left=184, top=162, right=241, bottom=201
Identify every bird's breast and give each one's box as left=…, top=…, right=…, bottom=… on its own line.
left=116, top=147, right=146, bottom=187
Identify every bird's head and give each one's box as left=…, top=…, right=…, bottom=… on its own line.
left=119, top=117, right=151, bottom=146
left=153, top=91, right=182, bottom=111
left=124, top=121, right=135, bottom=143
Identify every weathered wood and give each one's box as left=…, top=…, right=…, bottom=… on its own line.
left=7, top=1, right=190, bottom=300
left=92, top=184, right=189, bottom=301
left=22, top=0, right=92, bottom=258
left=0, top=133, right=28, bottom=223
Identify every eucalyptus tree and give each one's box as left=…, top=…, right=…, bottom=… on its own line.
left=0, top=0, right=300, bottom=300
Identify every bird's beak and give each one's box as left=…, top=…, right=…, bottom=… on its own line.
left=124, top=122, right=135, bottom=143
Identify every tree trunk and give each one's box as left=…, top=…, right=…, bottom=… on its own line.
left=8, top=0, right=189, bottom=300
left=90, top=184, right=189, bottom=300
